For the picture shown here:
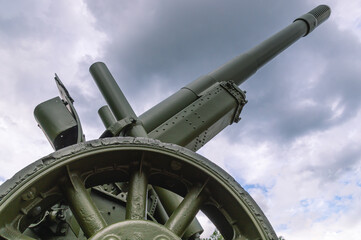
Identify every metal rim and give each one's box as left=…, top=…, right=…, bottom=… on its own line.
left=0, top=137, right=277, bottom=240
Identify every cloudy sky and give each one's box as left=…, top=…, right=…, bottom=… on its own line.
left=1, top=0, right=361, bottom=239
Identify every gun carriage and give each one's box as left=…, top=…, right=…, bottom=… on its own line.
left=0, top=5, right=330, bottom=240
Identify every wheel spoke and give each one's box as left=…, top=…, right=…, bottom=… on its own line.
left=0, top=138, right=277, bottom=239
left=61, top=171, right=107, bottom=237
left=154, top=186, right=204, bottom=238
left=125, top=161, right=149, bottom=220
left=164, top=184, right=208, bottom=237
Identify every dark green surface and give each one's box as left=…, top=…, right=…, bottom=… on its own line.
left=34, top=97, right=78, bottom=150
left=90, top=62, right=148, bottom=138
left=149, top=81, right=246, bottom=151
left=0, top=138, right=277, bottom=239
left=98, top=106, right=117, bottom=129
left=139, top=5, right=330, bottom=134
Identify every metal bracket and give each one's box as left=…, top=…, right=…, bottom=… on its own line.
left=100, top=117, right=140, bottom=138
left=220, top=80, right=247, bottom=123
left=54, top=74, right=85, bottom=142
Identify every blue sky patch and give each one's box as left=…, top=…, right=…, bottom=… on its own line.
left=244, top=183, right=269, bottom=193
left=0, top=176, right=5, bottom=184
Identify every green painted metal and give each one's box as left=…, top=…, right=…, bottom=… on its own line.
left=125, top=165, right=149, bottom=220
left=89, top=63, right=152, bottom=222
left=90, top=62, right=148, bottom=138
left=90, top=184, right=127, bottom=225
left=140, top=89, right=197, bottom=133
left=62, top=172, right=107, bottom=237
left=0, top=138, right=279, bottom=239
left=149, top=81, right=246, bottom=150
left=89, top=62, right=136, bottom=121
left=34, top=97, right=78, bottom=150
left=89, top=220, right=181, bottom=240
left=154, top=187, right=204, bottom=239
left=0, top=5, right=331, bottom=240
left=54, top=74, right=85, bottom=144
left=164, top=184, right=207, bottom=237
left=149, top=188, right=169, bottom=225
left=99, top=117, right=136, bottom=138
left=139, top=5, right=331, bottom=133
left=98, top=105, right=117, bottom=129
left=34, top=74, right=85, bottom=150
left=89, top=62, right=203, bottom=234
left=0, top=225, right=37, bottom=240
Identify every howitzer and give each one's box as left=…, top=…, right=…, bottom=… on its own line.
left=0, top=5, right=330, bottom=240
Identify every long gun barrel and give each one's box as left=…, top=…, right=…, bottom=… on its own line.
left=139, top=5, right=331, bottom=133
left=26, top=6, right=331, bottom=239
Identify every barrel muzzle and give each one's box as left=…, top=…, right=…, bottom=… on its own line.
left=295, top=5, right=331, bottom=36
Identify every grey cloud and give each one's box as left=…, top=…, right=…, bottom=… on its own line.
left=80, top=0, right=322, bottom=138
left=229, top=22, right=361, bottom=143
left=2, top=1, right=361, bottom=238
left=84, top=1, right=307, bottom=93
left=304, top=143, right=361, bottom=183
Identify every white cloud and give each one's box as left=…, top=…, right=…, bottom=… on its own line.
left=197, top=211, right=217, bottom=238
left=0, top=0, right=107, bottom=179
left=1, top=1, right=360, bottom=239
left=200, top=109, right=361, bottom=239
left=326, top=0, right=361, bottom=35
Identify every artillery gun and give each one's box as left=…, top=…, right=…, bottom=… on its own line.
left=0, top=5, right=330, bottom=240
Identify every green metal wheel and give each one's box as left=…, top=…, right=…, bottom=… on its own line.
left=0, top=137, right=277, bottom=240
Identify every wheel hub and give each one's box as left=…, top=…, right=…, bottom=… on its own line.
left=90, top=220, right=181, bottom=240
